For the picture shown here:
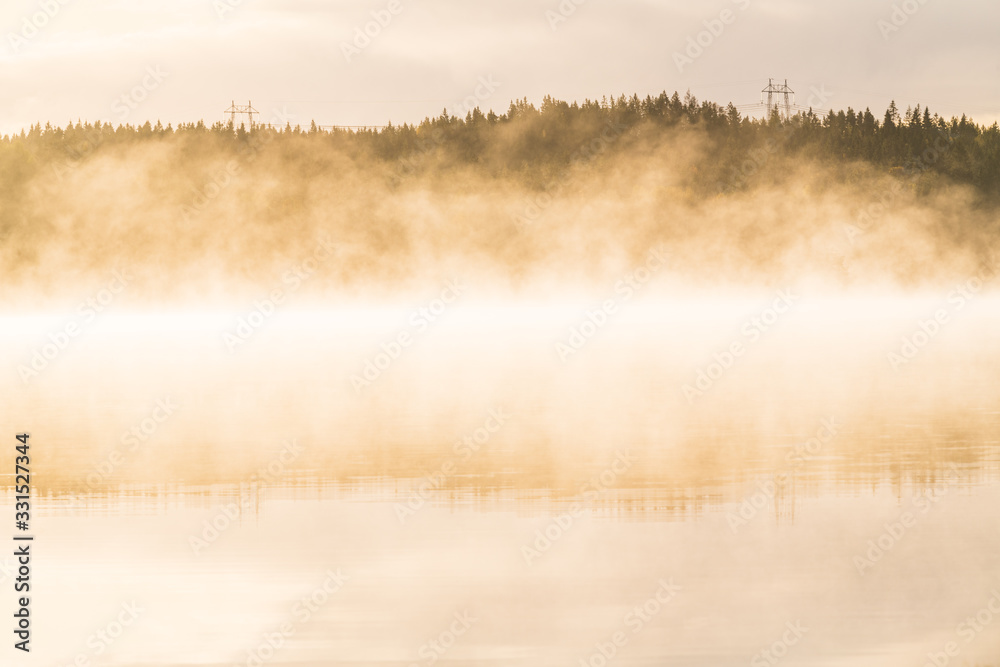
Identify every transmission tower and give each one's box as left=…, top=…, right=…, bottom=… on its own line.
left=760, top=79, right=794, bottom=120
left=734, top=79, right=814, bottom=119
left=224, top=100, right=259, bottom=130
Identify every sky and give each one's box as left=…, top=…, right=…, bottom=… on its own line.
left=0, top=0, right=998, bottom=135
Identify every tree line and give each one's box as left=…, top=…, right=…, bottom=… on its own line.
left=3, top=91, right=999, bottom=197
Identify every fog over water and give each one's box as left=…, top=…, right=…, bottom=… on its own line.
left=4, top=0, right=1000, bottom=661
left=3, top=125, right=998, bottom=311
left=4, top=100, right=1000, bottom=667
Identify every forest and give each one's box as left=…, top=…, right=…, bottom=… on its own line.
left=1, top=91, right=998, bottom=304
left=3, top=91, right=999, bottom=198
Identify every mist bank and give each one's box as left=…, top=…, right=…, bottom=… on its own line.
left=4, top=294, right=999, bottom=499
left=2, top=92, right=999, bottom=307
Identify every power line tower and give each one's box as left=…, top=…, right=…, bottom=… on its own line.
left=761, top=79, right=794, bottom=120
left=224, top=100, right=259, bottom=130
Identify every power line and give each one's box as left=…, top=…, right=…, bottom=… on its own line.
left=761, top=78, right=794, bottom=120
left=732, top=79, right=822, bottom=118
left=224, top=100, right=259, bottom=129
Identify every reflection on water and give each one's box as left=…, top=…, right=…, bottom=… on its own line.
left=12, top=486, right=1000, bottom=666
left=2, top=294, right=1000, bottom=665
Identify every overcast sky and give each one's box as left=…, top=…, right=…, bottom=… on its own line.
left=1, top=0, right=997, bottom=134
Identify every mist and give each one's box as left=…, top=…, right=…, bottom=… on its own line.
left=2, top=100, right=999, bottom=312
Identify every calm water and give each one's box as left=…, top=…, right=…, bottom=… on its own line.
left=2, top=293, right=999, bottom=666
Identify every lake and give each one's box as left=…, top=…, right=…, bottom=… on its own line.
left=3, top=290, right=999, bottom=666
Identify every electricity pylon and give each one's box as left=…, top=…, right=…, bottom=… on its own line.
left=761, top=79, right=794, bottom=120
left=224, top=100, right=259, bottom=130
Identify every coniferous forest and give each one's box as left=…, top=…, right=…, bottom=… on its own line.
left=5, top=92, right=1000, bottom=196
left=2, top=91, right=998, bottom=304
